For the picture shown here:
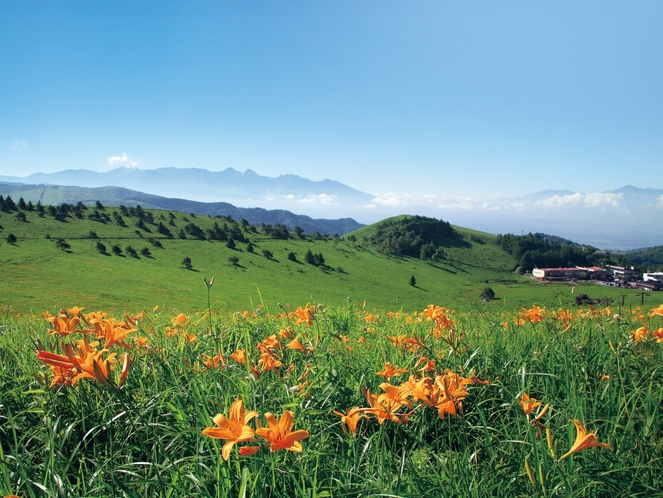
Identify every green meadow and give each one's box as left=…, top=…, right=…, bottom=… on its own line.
left=2, top=203, right=663, bottom=497
left=0, top=205, right=654, bottom=314
left=1, top=300, right=662, bottom=496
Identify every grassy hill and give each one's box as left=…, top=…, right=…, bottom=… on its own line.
left=0, top=203, right=657, bottom=314
left=0, top=183, right=364, bottom=235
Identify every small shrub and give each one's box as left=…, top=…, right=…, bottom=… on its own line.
left=480, top=287, right=496, bottom=300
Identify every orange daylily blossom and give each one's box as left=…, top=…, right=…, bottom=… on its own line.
left=360, top=387, right=405, bottom=424
left=333, top=407, right=364, bottom=437
left=255, top=410, right=309, bottom=452
left=202, top=353, right=225, bottom=370
left=88, top=318, right=136, bottom=349
left=560, top=419, right=611, bottom=460
left=520, top=305, right=546, bottom=324
left=379, top=382, right=413, bottom=409
left=286, top=337, right=307, bottom=353
left=279, top=326, right=295, bottom=339
left=46, top=315, right=81, bottom=337
left=519, top=393, right=543, bottom=417
left=67, top=306, right=85, bottom=317
left=415, top=356, right=437, bottom=373
left=653, top=327, right=663, bottom=343
left=239, top=446, right=261, bottom=456
left=402, top=375, right=439, bottom=408
left=36, top=338, right=129, bottom=389
left=387, top=335, right=407, bottom=347
left=202, top=397, right=259, bottom=461
left=632, top=325, right=649, bottom=342
left=73, top=349, right=121, bottom=389
left=231, top=349, right=247, bottom=364
left=260, top=335, right=281, bottom=351
left=649, top=304, right=663, bottom=318
left=82, top=310, right=109, bottom=323
left=376, top=362, right=408, bottom=383
left=172, top=313, right=189, bottom=326
left=293, top=304, right=315, bottom=326
left=434, top=370, right=473, bottom=419
left=258, top=350, right=283, bottom=372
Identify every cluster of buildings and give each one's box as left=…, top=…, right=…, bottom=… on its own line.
left=531, top=265, right=663, bottom=291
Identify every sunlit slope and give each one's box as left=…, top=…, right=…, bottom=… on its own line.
left=0, top=206, right=640, bottom=313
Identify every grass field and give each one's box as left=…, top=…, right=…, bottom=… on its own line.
left=1, top=300, right=663, bottom=497
left=1, top=205, right=659, bottom=315
left=2, top=205, right=663, bottom=496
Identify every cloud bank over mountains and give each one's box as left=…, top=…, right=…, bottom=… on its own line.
left=0, top=167, right=660, bottom=250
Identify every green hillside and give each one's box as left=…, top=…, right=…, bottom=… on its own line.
left=0, top=200, right=656, bottom=313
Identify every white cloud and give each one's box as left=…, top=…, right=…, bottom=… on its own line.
left=108, top=152, right=142, bottom=167
left=11, top=140, right=26, bottom=151
left=534, top=193, right=623, bottom=210
left=368, top=192, right=483, bottom=210
left=297, top=194, right=338, bottom=205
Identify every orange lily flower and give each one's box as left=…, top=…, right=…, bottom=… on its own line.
left=560, top=419, right=611, bottom=460
left=67, top=306, right=85, bottom=317
left=649, top=304, right=663, bottom=318
left=519, top=393, right=542, bottom=417
left=46, top=315, right=81, bottom=337
left=286, top=337, right=307, bottom=353
left=172, top=313, right=189, bottom=326
left=88, top=318, right=136, bottom=349
left=293, top=304, right=315, bottom=326
left=376, top=362, right=408, bottom=383
left=255, top=410, right=309, bottom=452
left=258, top=352, right=283, bottom=372
left=360, top=387, right=404, bottom=424
left=279, top=326, right=295, bottom=339
left=202, top=397, right=259, bottom=461
left=333, top=407, right=364, bottom=437
left=653, top=327, right=663, bottom=343
left=231, top=349, right=247, bottom=364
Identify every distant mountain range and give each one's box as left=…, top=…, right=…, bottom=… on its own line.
left=0, top=167, right=373, bottom=206
left=0, top=183, right=364, bottom=236
left=0, top=167, right=661, bottom=250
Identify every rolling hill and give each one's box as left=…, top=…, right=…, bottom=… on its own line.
left=0, top=199, right=650, bottom=314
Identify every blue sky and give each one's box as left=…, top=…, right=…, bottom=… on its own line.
left=1, top=1, right=662, bottom=201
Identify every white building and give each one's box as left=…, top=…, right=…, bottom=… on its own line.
left=643, top=273, right=663, bottom=282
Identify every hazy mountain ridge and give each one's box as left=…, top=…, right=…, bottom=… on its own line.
left=0, top=167, right=373, bottom=205
left=0, top=168, right=661, bottom=250
left=0, top=183, right=364, bottom=235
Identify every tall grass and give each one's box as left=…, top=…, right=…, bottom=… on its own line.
left=1, top=298, right=662, bottom=497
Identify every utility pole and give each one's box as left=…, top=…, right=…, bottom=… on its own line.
left=635, top=292, right=650, bottom=307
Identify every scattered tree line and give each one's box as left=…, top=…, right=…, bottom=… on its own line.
left=496, top=233, right=601, bottom=273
